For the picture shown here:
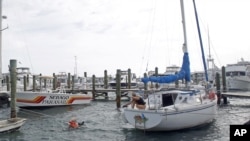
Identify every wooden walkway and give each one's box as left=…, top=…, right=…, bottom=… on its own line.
left=222, top=91, right=250, bottom=98
left=68, top=88, right=140, bottom=93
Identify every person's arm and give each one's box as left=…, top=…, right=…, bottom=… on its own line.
left=123, top=101, right=132, bottom=107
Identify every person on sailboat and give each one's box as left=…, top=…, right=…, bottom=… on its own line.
left=122, top=92, right=146, bottom=109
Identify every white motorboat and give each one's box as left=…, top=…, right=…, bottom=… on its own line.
left=121, top=0, right=217, bottom=131
left=226, top=58, right=250, bottom=91
left=16, top=76, right=92, bottom=107
left=109, top=70, right=137, bottom=89
left=2, top=67, right=37, bottom=91
left=16, top=91, right=92, bottom=107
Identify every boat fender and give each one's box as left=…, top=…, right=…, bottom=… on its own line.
left=208, top=92, right=216, bottom=100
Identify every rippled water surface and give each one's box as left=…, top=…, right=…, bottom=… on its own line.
left=1, top=96, right=250, bottom=141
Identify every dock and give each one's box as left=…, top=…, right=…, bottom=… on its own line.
left=67, top=88, right=140, bottom=99
left=67, top=88, right=140, bottom=93
left=222, top=91, right=250, bottom=98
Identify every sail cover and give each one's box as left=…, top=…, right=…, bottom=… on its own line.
left=142, top=52, right=191, bottom=84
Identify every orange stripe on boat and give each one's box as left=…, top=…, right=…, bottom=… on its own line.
left=67, top=96, right=92, bottom=104
left=16, top=96, right=46, bottom=103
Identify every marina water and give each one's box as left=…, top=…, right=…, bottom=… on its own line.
left=1, top=94, right=250, bottom=141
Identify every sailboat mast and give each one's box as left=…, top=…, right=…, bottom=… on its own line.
left=180, top=0, right=188, bottom=53
left=0, top=0, right=2, bottom=88
left=192, top=0, right=208, bottom=82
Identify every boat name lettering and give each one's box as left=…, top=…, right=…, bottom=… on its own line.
left=41, top=100, right=67, bottom=104
left=49, top=96, right=69, bottom=100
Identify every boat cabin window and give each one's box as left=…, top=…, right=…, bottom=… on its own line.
left=162, top=93, right=177, bottom=107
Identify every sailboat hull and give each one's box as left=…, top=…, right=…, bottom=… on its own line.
left=123, top=100, right=217, bottom=131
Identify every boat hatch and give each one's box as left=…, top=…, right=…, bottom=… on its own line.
left=162, top=93, right=177, bottom=107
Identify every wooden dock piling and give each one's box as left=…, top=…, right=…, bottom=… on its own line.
left=33, top=75, right=36, bottom=92
left=72, top=75, right=75, bottom=91
left=10, top=59, right=17, bottom=118
left=23, top=75, right=27, bottom=91
left=216, top=72, right=221, bottom=105
left=128, top=68, right=131, bottom=89
left=92, top=75, right=96, bottom=100
left=116, top=69, right=121, bottom=108
left=104, top=70, right=108, bottom=89
left=143, top=73, right=147, bottom=90
left=221, top=66, right=228, bottom=104
left=39, top=73, right=42, bottom=90
left=6, top=75, right=9, bottom=91
left=67, top=73, right=71, bottom=89
left=104, top=70, right=108, bottom=99
left=27, top=74, right=29, bottom=85
left=155, top=67, right=159, bottom=89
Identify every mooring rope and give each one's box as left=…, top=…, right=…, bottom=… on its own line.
left=19, top=108, right=50, bottom=117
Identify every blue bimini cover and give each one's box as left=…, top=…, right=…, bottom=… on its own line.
left=142, top=52, right=191, bottom=84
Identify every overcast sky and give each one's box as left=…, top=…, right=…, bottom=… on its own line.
left=1, top=0, right=250, bottom=77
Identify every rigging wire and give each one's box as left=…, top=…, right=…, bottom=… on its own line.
left=139, top=0, right=157, bottom=75
left=2, top=0, right=35, bottom=73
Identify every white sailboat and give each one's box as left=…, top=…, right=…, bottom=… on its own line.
left=121, top=0, right=217, bottom=131
left=0, top=60, right=26, bottom=133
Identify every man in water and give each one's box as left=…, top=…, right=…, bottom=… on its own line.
left=122, top=92, right=146, bottom=109
left=68, top=117, right=85, bottom=129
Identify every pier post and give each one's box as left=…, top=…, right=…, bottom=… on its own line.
left=128, top=68, right=131, bottom=89
left=23, top=75, right=27, bottom=91
left=92, top=75, right=96, bottom=100
left=143, top=73, right=148, bottom=90
left=72, top=75, right=75, bottom=92
left=221, top=66, right=227, bottom=104
left=10, top=59, right=17, bottom=118
left=216, top=72, right=221, bottom=105
left=27, top=74, right=29, bottom=85
left=33, top=75, right=36, bottom=92
left=155, top=67, right=159, bottom=89
left=44, top=77, right=47, bottom=90
left=116, top=69, right=121, bottom=108
left=39, top=73, right=42, bottom=91
left=53, top=73, right=56, bottom=90
left=6, top=75, right=10, bottom=91
left=104, top=70, right=108, bottom=99
left=67, top=73, right=71, bottom=89
left=104, top=70, right=108, bottom=89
